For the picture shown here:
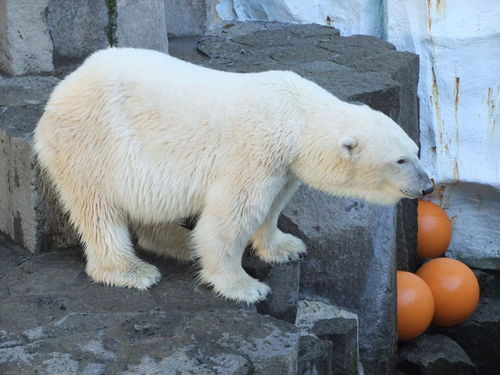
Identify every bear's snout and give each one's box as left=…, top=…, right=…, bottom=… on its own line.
left=419, top=172, right=434, bottom=197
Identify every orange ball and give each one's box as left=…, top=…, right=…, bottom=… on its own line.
left=417, top=258, right=479, bottom=327
left=397, top=271, right=435, bottom=341
left=417, top=200, right=452, bottom=258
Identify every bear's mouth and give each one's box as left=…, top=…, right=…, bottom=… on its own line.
left=400, top=189, right=418, bottom=199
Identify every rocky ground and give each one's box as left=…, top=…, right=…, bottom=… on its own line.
left=0, top=234, right=303, bottom=374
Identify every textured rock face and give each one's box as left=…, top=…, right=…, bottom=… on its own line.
left=0, top=76, right=78, bottom=252
left=243, top=253, right=301, bottom=324
left=116, top=0, right=169, bottom=53
left=295, top=300, right=359, bottom=375
left=282, top=190, right=397, bottom=373
left=434, top=298, right=500, bottom=375
left=297, top=335, right=333, bottom=375
left=0, top=0, right=54, bottom=75
left=197, top=22, right=419, bottom=374
left=165, top=0, right=213, bottom=36
left=47, top=0, right=109, bottom=65
left=1, top=0, right=169, bottom=73
left=0, top=237, right=300, bottom=375
left=398, top=334, right=478, bottom=375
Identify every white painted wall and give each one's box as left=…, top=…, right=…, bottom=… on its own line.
left=385, top=0, right=500, bottom=269
left=213, top=0, right=500, bottom=269
left=215, top=0, right=384, bottom=37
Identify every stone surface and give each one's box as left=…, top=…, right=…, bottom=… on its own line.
left=0, top=235, right=300, bottom=374
left=282, top=192, right=397, bottom=374
left=47, top=0, right=109, bottom=66
left=295, top=300, right=359, bottom=375
left=473, top=268, right=499, bottom=298
left=0, top=0, right=54, bottom=75
left=169, top=36, right=209, bottom=64
left=0, top=76, right=78, bottom=252
left=433, top=298, right=500, bottom=375
left=298, top=335, right=333, bottom=375
left=243, top=252, right=301, bottom=324
left=165, top=0, right=214, bottom=37
left=47, top=0, right=168, bottom=67
left=116, top=0, right=169, bottom=53
left=443, top=182, right=500, bottom=270
left=398, top=334, right=478, bottom=375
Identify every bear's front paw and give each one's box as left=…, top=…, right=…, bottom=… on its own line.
left=254, top=231, right=306, bottom=264
left=87, top=260, right=161, bottom=290
left=201, top=270, right=271, bottom=304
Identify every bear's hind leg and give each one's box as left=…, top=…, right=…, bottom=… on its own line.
left=74, top=204, right=161, bottom=289
left=136, top=222, right=193, bottom=262
left=252, top=179, right=307, bottom=263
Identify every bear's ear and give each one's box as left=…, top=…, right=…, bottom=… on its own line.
left=339, top=136, right=359, bottom=159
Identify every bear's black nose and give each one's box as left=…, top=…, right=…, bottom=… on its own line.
left=422, top=187, right=434, bottom=196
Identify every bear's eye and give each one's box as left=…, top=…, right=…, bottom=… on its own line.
left=397, top=159, right=406, bottom=164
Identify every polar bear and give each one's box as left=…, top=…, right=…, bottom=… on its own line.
left=34, top=48, right=433, bottom=303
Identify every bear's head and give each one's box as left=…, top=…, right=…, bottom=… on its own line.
left=291, top=102, right=433, bottom=205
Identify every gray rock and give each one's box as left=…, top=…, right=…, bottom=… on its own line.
left=472, top=268, right=498, bottom=298
left=116, top=0, right=169, bottom=53
left=0, top=0, right=54, bottom=76
left=298, top=335, right=333, bottom=375
left=296, top=300, right=359, bottom=375
left=47, top=0, right=109, bottom=66
left=398, top=334, right=479, bottom=375
left=0, top=76, right=79, bottom=252
left=0, top=239, right=300, bottom=374
left=243, top=252, right=301, bottom=324
left=0, top=310, right=298, bottom=374
left=281, top=188, right=398, bottom=374
left=169, top=36, right=209, bottom=64
left=434, top=298, right=500, bottom=375
left=165, top=0, right=212, bottom=37
left=47, top=0, right=168, bottom=67
left=0, top=76, right=60, bottom=107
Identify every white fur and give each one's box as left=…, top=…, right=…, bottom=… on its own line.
left=33, top=48, right=430, bottom=303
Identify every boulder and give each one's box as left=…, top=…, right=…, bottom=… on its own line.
left=0, top=75, right=78, bottom=252
left=165, top=0, right=212, bottom=37
left=243, top=253, right=301, bottom=324
left=0, top=0, right=54, bottom=75
left=434, top=298, right=500, bottom=375
left=46, top=0, right=109, bottom=66
left=116, top=0, right=169, bottom=53
left=0, top=236, right=300, bottom=375
left=398, top=334, right=478, bottom=375
left=295, top=300, right=359, bottom=375
left=298, top=335, right=333, bottom=375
